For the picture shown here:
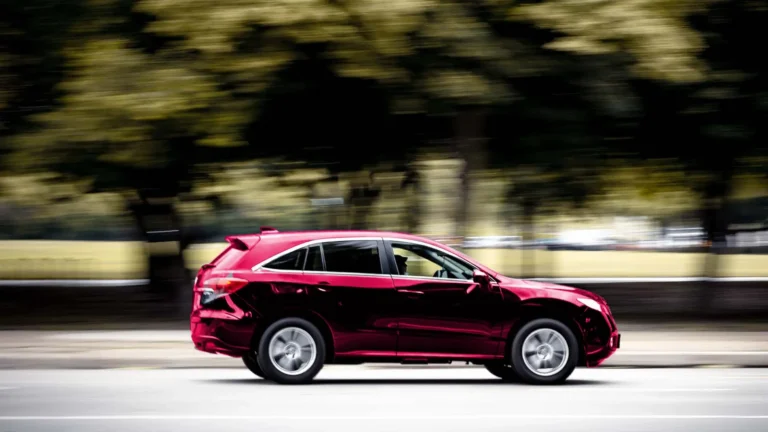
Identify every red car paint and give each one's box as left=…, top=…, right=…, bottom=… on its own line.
left=191, top=230, right=619, bottom=367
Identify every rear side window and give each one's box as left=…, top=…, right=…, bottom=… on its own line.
left=263, top=248, right=307, bottom=271
left=322, top=240, right=381, bottom=274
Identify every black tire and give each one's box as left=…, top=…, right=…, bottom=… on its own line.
left=242, top=351, right=265, bottom=378
left=485, top=362, right=520, bottom=381
left=510, top=318, right=578, bottom=385
left=257, top=318, right=326, bottom=384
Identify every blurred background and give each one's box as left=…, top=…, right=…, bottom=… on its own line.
left=1, top=0, right=767, bottom=326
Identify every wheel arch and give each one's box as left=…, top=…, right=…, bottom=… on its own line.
left=249, top=309, right=336, bottom=363
left=504, top=300, right=587, bottom=366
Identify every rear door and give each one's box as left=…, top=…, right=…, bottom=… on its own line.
left=301, top=239, right=399, bottom=357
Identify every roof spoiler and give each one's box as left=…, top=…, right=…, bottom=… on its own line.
left=225, top=235, right=260, bottom=251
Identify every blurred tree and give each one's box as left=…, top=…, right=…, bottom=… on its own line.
left=512, top=0, right=710, bottom=83
left=138, top=0, right=520, bottom=236
left=0, top=0, right=82, bottom=157
left=488, top=54, right=619, bottom=277
left=5, top=0, right=766, bottom=305
left=633, top=0, right=768, bottom=314
left=7, top=0, right=253, bottom=309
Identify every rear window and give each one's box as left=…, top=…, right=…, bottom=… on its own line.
left=210, top=246, right=248, bottom=269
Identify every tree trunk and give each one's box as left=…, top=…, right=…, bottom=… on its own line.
left=696, top=169, right=734, bottom=317
left=128, top=193, right=192, bottom=319
left=521, top=199, right=537, bottom=279
left=349, top=174, right=381, bottom=230
left=401, top=165, right=422, bottom=234
left=454, top=109, right=487, bottom=244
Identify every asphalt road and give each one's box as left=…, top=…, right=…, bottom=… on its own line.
left=0, top=366, right=766, bottom=432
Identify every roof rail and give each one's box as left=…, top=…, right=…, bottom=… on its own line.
left=260, top=226, right=279, bottom=234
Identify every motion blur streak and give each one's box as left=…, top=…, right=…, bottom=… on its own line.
left=1, top=0, right=767, bottom=429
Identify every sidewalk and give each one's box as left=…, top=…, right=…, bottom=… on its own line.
left=1, top=325, right=767, bottom=369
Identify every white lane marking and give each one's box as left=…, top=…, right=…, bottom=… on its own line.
left=616, top=351, right=768, bottom=355
left=0, top=279, right=149, bottom=287
left=534, top=277, right=768, bottom=283
left=0, top=415, right=766, bottom=421
left=572, top=388, right=733, bottom=392
left=0, top=386, right=17, bottom=390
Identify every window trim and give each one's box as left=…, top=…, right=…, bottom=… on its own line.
left=251, top=236, right=490, bottom=280
left=252, top=237, right=389, bottom=277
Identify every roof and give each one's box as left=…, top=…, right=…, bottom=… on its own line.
left=231, top=229, right=499, bottom=277
left=258, top=229, right=426, bottom=240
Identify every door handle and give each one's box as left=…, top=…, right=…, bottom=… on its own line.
left=397, top=289, right=424, bottom=295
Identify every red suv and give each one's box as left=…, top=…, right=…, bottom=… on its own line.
left=191, top=228, right=619, bottom=384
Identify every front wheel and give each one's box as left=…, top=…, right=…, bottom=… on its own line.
left=510, top=318, right=578, bottom=385
left=257, top=318, right=326, bottom=384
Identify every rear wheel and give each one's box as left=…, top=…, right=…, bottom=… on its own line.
left=242, top=351, right=265, bottom=378
left=510, top=318, right=578, bottom=385
left=257, top=318, right=326, bottom=384
left=484, top=362, right=519, bottom=381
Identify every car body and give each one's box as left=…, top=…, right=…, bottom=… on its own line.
left=191, top=229, right=620, bottom=384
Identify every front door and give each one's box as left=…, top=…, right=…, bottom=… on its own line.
left=387, top=240, right=503, bottom=358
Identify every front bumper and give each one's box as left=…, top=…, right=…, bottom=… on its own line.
left=583, top=307, right=620, bottom=367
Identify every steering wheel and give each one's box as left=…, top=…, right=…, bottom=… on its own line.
left=433, top=269, right=448, bottom=279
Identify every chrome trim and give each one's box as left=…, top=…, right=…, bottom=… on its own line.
left=391, top=275, right=474, bottom=283
left=259, top=268, right=304, bottom=274
left=303, top=270, right=392, bottom=278
left=251, top=235, right=493, bottom=280
left=251, top=237, right=383, bottom=272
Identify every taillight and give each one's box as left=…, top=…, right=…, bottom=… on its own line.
left=199, top=277, right=248, bottom=305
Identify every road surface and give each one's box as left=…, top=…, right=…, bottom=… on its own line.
left=0, top=366, right=766, bottom=432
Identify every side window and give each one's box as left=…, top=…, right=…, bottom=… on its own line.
left=305, top=245, right=324, bottom=271
left=321, top=240, right=382, bottom=274
left=263, top=248, right=307, bottom=271
left=390, top=242, right=474, bottom=280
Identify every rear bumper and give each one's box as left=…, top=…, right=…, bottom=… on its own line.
left=191, top=315, right=255, bottom=357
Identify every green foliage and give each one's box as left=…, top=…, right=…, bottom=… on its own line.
left=2, top=0, right=765, bottom=240
left=513, top=0, right=709, bottom=82
left=15, top=38, right=249, bottom=172
left=137, top=0, right=518, bottom=108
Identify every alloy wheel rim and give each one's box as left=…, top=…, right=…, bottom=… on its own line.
left=521, top=328, right=569, bottom=377
left=269, top=327, right=317, bottom=376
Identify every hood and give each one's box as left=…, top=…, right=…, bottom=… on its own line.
left=496, top=275, right=606, bottom=304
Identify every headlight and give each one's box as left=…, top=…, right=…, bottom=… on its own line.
left=578, top=298, right=603, bottom=312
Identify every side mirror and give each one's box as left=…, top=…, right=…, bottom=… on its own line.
left=467, top=269, right=490, bottom=294
left=472, top=269, right=490, bottom=285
